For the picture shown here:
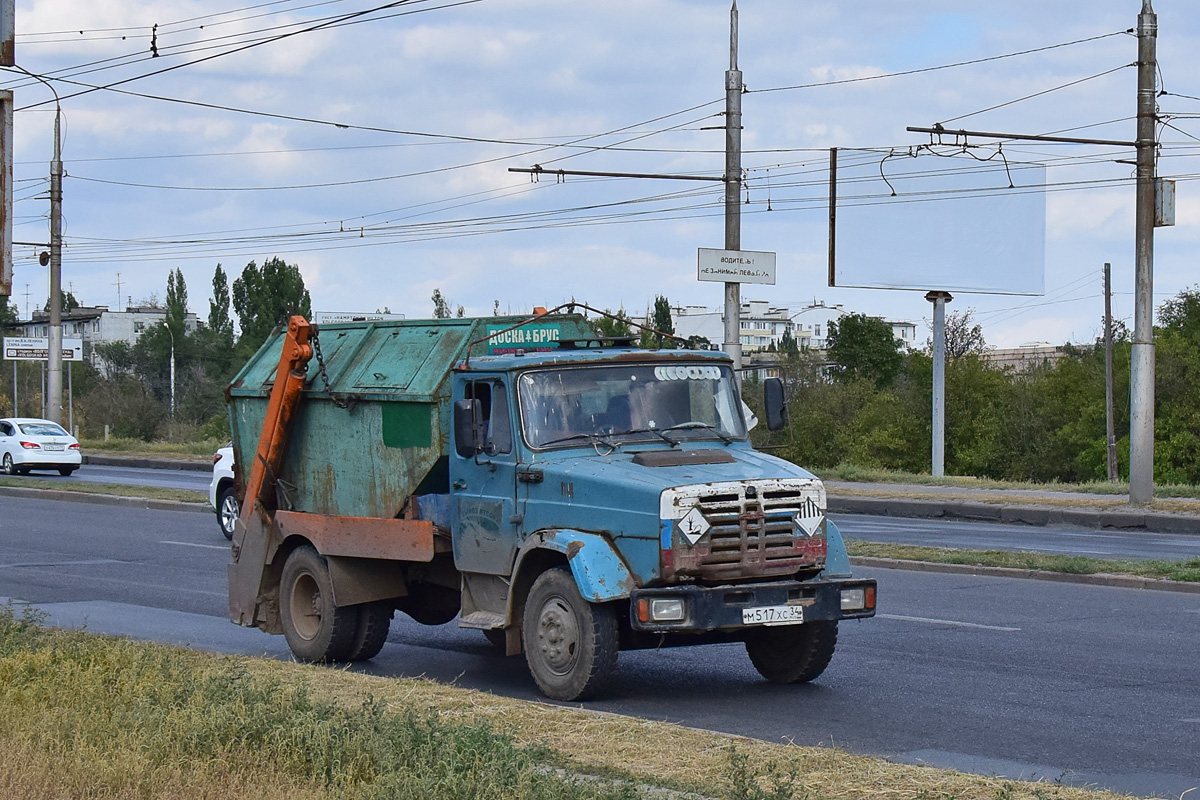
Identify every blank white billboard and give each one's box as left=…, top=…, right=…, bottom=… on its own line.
left=830, top=155, right=1045, bottom=296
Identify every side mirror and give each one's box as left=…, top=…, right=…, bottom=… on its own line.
left=764, top=377, right=787, bottom=431
left=453, top=399, right=481, bottom=458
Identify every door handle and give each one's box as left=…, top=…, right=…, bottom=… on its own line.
left=517, top=469, right=543, bottom=484
left=452, top=479, right=467, bottom=490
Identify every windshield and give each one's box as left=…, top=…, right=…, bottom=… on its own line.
left=518, top=363, right=747, bottom=449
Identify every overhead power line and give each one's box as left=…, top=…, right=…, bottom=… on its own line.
left=749, top=30, right=1131, bottom=94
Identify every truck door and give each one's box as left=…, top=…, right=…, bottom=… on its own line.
left=451, top=377, right=520, bottom=575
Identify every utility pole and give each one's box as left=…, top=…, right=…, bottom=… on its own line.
left=46, top=107, right=63, bottom=424
left=1104, top=262, right=1118, bottom=482
left=1129, top=0, right=1158, bottom=505
left=926, top=291, right=952, bottom=477
left=722, top=1, right=743, bottom=372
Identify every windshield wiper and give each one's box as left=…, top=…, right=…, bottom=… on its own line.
left=538, top=431, right=618, bottom=449
left=610, top=427, right=678, bottom=447
left=662, top=421, right=734, bottom=445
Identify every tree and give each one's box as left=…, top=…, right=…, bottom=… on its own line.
left=640, top=296, right=675, bottom=349
left=778, top=328, right=800, bottom=357
left=165, top=268, right=188, bottom=339
left=826, top=313, right=903, bottom=388
left=593, top=308, right=633, bottom=339
left=431, top=289, right=452, bottom=319
left=208, top=264, right=235, bottom=344
left=232, top=257, right=312, bottom=350
left=0, top=295, right=16, bottom=328
left=930, top=308, right=987, bottom=359
left=42, top=291, right=80, bottom=314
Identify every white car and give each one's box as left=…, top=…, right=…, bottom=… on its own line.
left=0, top=417, right=82, bottom=476
left=209, top=444, right=239, bottom=540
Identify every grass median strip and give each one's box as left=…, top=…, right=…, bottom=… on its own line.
left=0, top=605, right=1132, bottom=800
left=847, top=540, right=1200, bottom=582
left=0, top=476, right=207, bottom=505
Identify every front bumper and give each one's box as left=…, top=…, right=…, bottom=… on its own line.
left=629, top=577, right=876, bottom=633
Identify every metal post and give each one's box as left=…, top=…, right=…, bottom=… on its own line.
left=67, top=360, right=73, bottom=431
left=168, top=327, right=176, bottom=417
left=1104, top=263, right=1117, bottom=481
left=926, top=291, right=952, bottom=477
left=1129, top=0, right=1157, bottom=505
left=10, top=359, right=14, bottom=415
left=722, top=1, right=743, bottom=373
left=46, top=108, right=63, bottom=424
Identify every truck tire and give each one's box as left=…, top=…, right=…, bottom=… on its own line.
left=522, top=567, right=618, bottom=701
left=346, top=602, right=392, bottom=661
left=744, top=620, right=838, bottom=684
left=279, top=545, right=359, bottom=663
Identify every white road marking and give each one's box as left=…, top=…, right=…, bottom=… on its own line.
left=879, top=613, right=1021, bottom=632
left=160, top=541, right=228, bottom=551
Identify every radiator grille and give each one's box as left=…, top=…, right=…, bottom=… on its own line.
left=666, top=482, right=826, bottom=582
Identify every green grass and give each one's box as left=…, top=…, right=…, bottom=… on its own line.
left=818, top=463, right=1200, bottom=499
left=79, top=436, right=224, bottom=458
left=0, top=475, right=207, bottom=504
left=0, top=605, right=1126, bottom=800
left=847, top=540, right=1200, bottom=582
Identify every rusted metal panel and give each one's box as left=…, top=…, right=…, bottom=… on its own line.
left=325, top=556, right=409, bottom=607
left=274, top=510, right=436, bottom=562
left=225, top=314, right=595, bottom=521
left=528, top=529, right=637, bottom=601
left=659, top=479, right=827, bottom=582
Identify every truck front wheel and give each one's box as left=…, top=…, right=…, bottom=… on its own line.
left=744, top=620, right=838, bottom=684
left=522, top=567, right=618, bottom=701
left=279, top=545, right=358, bottom=662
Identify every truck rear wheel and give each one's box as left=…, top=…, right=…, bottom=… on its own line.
left=346, top=602, right=392, bottom=661
left=745, top=620, right=838, bottom=684
left=280, top=545, right=358, bottom=663
left=522, top=567, right=618, bottom=701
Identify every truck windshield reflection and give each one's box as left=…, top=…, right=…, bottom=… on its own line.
left=518, top=364, right=747, bottom=449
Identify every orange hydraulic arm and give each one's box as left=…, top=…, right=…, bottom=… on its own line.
left=229, top=315, right=313, bottom=628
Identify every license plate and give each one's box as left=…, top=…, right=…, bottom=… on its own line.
left=742, top=604, right=804, bottom=626
left=43, top=444, right=65, bottom=451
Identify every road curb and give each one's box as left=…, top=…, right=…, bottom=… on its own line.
left=829, top=496, right=1199, bottom=535
left=82, top=454, right=212, bottom=472
left=0, top=485, right=211, bottom=514
left=850, top=556, right=1200, bottom=594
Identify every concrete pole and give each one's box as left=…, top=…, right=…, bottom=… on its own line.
left=1129, top=0, right=1157, bottom=505
left=722, top=1, right=743, bottom=373
left=46, top=109, right=63, bottom=424
left=927, top=291, right=952, bottom=477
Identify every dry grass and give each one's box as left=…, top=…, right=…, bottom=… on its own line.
left=0, top=605, right=1136, bottom=800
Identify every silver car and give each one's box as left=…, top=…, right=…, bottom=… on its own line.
left=0, top=417, right=82, bottom=476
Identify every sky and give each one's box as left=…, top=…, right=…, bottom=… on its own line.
left=4, top=0, right=1199, bottom=348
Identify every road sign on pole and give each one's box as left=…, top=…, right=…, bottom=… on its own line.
left=3, top=336, right=83, bottom=361
left=698, top=248, right=777, bottom=285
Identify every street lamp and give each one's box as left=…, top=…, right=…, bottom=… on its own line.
left=165, top=322, right=175, bottom=417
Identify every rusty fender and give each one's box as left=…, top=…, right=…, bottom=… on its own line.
left=517, top=529, right=637, bottom=602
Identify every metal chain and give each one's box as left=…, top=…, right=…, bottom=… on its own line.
left=310, top=330, right=350, bottom=409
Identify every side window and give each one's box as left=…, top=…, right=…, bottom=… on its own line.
left=466, top=380, right=512, bottom=455
left=0, top=422, right=10, bottom=436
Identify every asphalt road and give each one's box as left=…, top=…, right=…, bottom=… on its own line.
left=13, top=462, right=1200, bottom=562
left=54, top=463, right=212, bottom=493
left=1, top=495, right=1197, bottom=798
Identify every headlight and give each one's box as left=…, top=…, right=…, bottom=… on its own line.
left=636, top=597, right=686, bottom=623
left=840, top=588, right=866, bottom=611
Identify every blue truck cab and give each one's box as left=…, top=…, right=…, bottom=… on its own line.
left=226, top=314, right=876, bottom=701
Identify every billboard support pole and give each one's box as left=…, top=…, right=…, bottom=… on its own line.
left=927, top=291, right=952, bottom=477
